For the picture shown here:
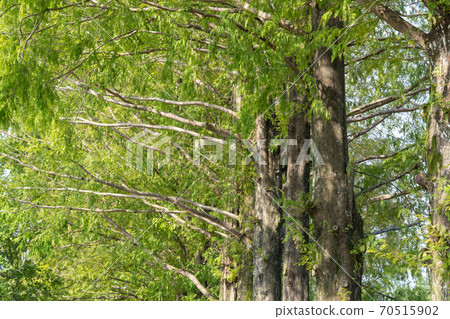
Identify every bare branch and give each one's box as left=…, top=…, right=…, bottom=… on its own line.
left=370, top=220, right=423, bottom=236
left=347, top=106, right=420, bottom=123
left=350, top=146, right=411, bottom=164
left=5, top=197, right=184, bottom=214
left=63, top=78, right=235, bottom=139
left=347, top=85, right=428, bottom=117
left=348, top=111, right=392, bottom=142
left=62, top=117, right=226, bottom=144
left=355, top=163, right=419, bottom=197
left=367, top=189, right=412, bottom=204
left=353, top=0, right=429, bottom=48
left=104, top=89, right=237, bottom=118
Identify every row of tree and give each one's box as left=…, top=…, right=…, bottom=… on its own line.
left=0, top=0, right=448, bottom=300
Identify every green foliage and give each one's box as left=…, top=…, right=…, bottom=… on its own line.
left=0, top=222, right=62, bottom=300
left=0, top=0, right=445, bottom=301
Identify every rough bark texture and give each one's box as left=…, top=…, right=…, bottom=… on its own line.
left=219, top=245, right=237, bottom=301
left=253, top=113, right=283, bottom=301
left=425, top=11, right=450, bottom=301
left=282, top=89, right=310, bottom=301
left=236, top=246, right=254, bottom=300
left=219, top=246, right=253, bottom=301
left=236, top=195, right=254, bottom=301
left=311, top=5, right=363, bottom=301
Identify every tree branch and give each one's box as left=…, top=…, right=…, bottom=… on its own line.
left=355, top=163, right=419, bottom=197
left=347, top=85, right=428, bottom=117
left=370, top=220, right=423, bottom=236
left=149, top=257, right=218, bottom=300
left=62, top=117, right=226, bottom=144
left=350, top=146, right=411, bottom=164
left=353, top=0, right=429, bottom=48
left=104, top=88, right=237, bottom=118
left=347, top=106, right=420, bottom=123
left=64, top=78, right=235, bottom=140
left=366, top=189, right=412, bottom=204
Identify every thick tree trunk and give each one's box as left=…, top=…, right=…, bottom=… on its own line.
left=311, top=5, right=363, bottom=301
left=426, top=15, right=450, bottom=301
left=253, top=114, right=283, bottom=300
left=282, top=90, right=310, bottom=301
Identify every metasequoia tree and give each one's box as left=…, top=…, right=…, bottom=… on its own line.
left=0, top=0, right=317, bottom=300
left=310, top=2, right=363, bottom=300
left=354, top=0, right=449, bottom=301
left=0, top=0, right=438, bottom=301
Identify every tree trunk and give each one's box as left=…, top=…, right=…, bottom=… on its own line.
left=236, top=194, right=254, bottom=301
left=253, top=113, right=283, bottom=300
left=219, top=244, right=237, bottom=301
left=426, top=14, right=450, bottom=301
left=282, top=89, right=310, bottom=301
left=220, top=187, right=254, bottom=300
left=311, top=5, right=363, bottom=301
left=236, top=246, right=254, bottom=300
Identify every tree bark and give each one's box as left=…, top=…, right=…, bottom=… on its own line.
left=282, top=89, right=310, bottom=301
left=425, top=12, right=450, bottom=301
left=219, top=243, right=237, bottom=301
left=311, top=5, right=363, bottom=301
left=253, top=113, right=283, bottom=300
left=220, top=196, right=254, bottom=301
left=236, top=246, right=254, bottom=300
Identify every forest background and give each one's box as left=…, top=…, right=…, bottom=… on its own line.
left=0, top=0, right=449, bottom=301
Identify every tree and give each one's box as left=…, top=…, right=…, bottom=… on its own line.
left=354, top=0, right=449, bottom=301
left=0, top=0, right=443, bottom=301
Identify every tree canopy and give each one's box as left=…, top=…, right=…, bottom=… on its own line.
left=0, top=0, right=448, bottom=301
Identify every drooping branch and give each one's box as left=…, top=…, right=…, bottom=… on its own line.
left=63, top=78, right=236, bottom=140
left=96, top=213, right=219, bottom=300
left=62, top=117, right=226, bottom=144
